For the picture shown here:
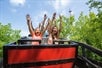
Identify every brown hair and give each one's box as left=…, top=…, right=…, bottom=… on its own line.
left=51, top=25, right=59, bottom=39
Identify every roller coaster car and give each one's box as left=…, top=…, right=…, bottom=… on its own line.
left=3, top=38, right=78, bottom=68
left=3, top=38, right=102, bottom=68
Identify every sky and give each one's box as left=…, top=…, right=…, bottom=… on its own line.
left=0, top=0, right=97, bottom=36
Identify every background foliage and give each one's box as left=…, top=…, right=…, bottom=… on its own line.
left=57, top=0, right=102, bottom=50
left=56, top=0, right=102, bottom=61
left=0, top=23, right=21, bottom=57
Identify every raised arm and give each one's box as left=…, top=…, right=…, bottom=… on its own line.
left=59, top=15, right=62, bottom=33
left=42, top=18, right=50, bottom=35
left=52, top=13, right=56, bottom=23
left=39, top=22, right=42, bottom=30
left=40, top=14, right=47, bottom=31
left=47, top=18, right=52, bottom=34
left=45, top=12, right=56, bottom=34
left=31, top=21, right=34, bottom=31
left=26, top=14, right=34, bottom=35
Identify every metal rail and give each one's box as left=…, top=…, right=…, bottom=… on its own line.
left=71, top=41, right=102, bottom=68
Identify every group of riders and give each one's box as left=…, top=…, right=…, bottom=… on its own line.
left=26, top=13, right=62, bottom=45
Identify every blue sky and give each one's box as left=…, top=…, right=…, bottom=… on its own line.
left=0, top=0, right=96, bottom=36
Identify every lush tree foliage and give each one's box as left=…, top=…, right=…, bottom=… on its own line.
left=86, top=0, right=102, bottom=11
left=57, top=0, right=102, bottom=50
left=56, top=11, right=102, bottom=61
left=56, top=0, right=102, bottom=61
left=56, top=15, right=75, bottom=39
left=0, top=23, right=21, bottom=57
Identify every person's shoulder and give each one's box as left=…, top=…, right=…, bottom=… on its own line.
left=31, top=32, right=35, bottom=36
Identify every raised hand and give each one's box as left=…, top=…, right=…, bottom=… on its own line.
left=26, top=14, right=31, bottom=21
left=52, top=12, right=56, bottom=20
left=44, top=14, right=47, bottom=20
left=59, top=15, right=62, bottom=33
left=26, top=14, right=34, bottom=34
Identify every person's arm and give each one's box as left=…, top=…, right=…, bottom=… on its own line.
left=50, top=13, right=56, bottom=27
left=31, top=21, right=34, bottom=31
left=51, top=13, right=57, bottom=28
left=52, top=13, right=56, bottom=24
left=39, top=22, right=42, bottom=30
left=47, top=12, right=56, bottom=34
left=26, top=14, right=34, bottom=35
left=41, top=14, right=47, bottom=31
left=48, top=34, right=53, bottom=44
left=42, top=18, right=50, bottom=35
left=59, top=15, right=62, bottom=33
left=47, top=18, right=52, bottom=34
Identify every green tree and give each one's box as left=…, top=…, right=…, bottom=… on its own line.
left=86, top=0, right=102, bottom=49
left=56, top=15, right=75, bottom=39
left=56, top=12, right=102, bottom=61
left=55, top=0, right=102, bottom=62
left=86, top=0, right=102, bottom=11
left=0, top=23, right=21, bottom=57
left=59, top=12, right=102, bottom=49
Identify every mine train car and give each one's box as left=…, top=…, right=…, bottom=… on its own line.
left=3, top=37, right=102, bottom=68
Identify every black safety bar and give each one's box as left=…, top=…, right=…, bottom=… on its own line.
left=71, top=41, right=102, bottom=57
left=53, top=40, right=71, bottom=44
left=17, top=39, right=41, bottom=44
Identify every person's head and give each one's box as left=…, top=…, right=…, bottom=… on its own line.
left=52, top=26, right=58, bottom=35
left=35, top=27, right=41, bottom=36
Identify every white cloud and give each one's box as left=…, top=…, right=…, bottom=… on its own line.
left=10, top=0, right=26, bottom=6
left=49, top=0, right=71, bottom=11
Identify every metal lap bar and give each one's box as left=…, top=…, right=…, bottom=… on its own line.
left=6, top=58, right=75, bottom=68
left=53, top=40, right=70, bottom=44
left=18, top=39, right=41, bottom=44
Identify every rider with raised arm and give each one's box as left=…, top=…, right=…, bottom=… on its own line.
left=48, top=13, right=62, bottom=44
left=26, top=14, right=49, bottom=45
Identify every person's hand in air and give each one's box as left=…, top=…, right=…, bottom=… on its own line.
left=44, top=14, right=47, bottom=20
left=26, top=14, right=31, bottom=22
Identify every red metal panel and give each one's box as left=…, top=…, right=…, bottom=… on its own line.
left=8, top=47, right=76, bottom=64
left=7, top=47, right=76, bottom=68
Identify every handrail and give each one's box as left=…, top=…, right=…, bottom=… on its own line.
left=70, top=41, right=102, bottom=68
left=70, top=41, right=102, bottom=57
left=78, top=56, right=101, bottom=68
